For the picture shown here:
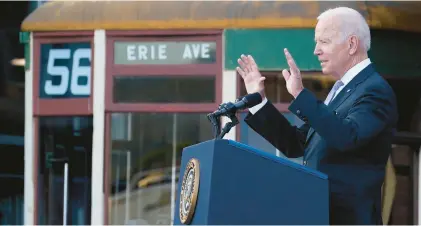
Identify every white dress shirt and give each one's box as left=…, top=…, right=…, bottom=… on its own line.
left=248, top=58, right=372, bottom=114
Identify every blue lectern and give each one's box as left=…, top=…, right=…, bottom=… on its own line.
left=173, top=139, right=329, bottom=225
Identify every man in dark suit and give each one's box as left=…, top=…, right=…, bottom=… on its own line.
left=236, top=7, right=398, bottom=225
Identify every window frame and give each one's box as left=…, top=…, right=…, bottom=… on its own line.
left=103, top=29, right=223, bottom=225
left=31, top=31, right=95, bottom=226
left=33, top=32, right=94, bottom=116
left=105, top=31, right=223, bottom=112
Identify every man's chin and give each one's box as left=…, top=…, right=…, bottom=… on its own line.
left=321, top=67, right=331, bottom=75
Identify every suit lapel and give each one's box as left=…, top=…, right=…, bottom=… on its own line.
left=328, top=64, right=374, bottom=110
left=327, top=85, right=356, bottom=111
left=304, top=64, right=375, bottom=152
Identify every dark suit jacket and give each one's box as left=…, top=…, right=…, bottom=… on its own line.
left=245, top=64, right=398, bottom=225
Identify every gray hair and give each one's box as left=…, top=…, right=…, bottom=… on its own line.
left=317, top=7, right=371, bottom=52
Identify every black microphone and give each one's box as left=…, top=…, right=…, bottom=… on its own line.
left=209, top=92, right=263, bottom=117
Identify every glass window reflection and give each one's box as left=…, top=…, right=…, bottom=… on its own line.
left=109, top=112, right=213, bottom=225
left=113, top=76, right=215, bottom=103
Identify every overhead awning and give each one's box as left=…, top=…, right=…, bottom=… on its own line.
left=21, top=1, right=421, bottom=33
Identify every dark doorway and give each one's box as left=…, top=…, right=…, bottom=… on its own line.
left=37, top=116, right=92, bottom=225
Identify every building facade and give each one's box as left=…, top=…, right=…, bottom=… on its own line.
left=21, top=1, right=421, bottom=225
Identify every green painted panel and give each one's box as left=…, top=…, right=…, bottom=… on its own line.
left=19, top=32, right=30, bottom=70
left=225, top=29, right=320, bottom=71
left=369, top=30, right=421, bottom=77
left=225, top=29, right=421, bottom=77
left=28, top=1, right=48, bottom=13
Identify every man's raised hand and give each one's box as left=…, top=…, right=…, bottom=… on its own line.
left=237, top=54, right=266, bottom=99
left=282, top=48, right=304, bottom=98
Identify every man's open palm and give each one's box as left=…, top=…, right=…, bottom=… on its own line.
left=282, top=48, right=304, bottom=98
left=236, top=55, right=266, bottom=99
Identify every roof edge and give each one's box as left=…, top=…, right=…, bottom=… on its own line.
left=21, top=3, right=421, bottom=33
left=21, top=18, right=318, bottom=31
left=21, top=17, right=421, bottom=33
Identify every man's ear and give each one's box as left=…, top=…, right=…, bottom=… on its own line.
left=349, top=35, right=358, bottom=55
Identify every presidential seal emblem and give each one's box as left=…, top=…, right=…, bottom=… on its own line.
left=179, top=158, right=200, bottom=224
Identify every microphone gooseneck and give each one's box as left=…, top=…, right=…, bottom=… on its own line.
left=209, top=92, right=263, bottom=118
left=207, top=92, right=263, bottom=139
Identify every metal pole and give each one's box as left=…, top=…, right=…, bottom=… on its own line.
left=171, top=113, right=177, bottom=225
left=125, top=151, right=131, bottom=223
left=63, top=163, right=68, bottom=226
left=114, top=153, right=121, bottom=223
left=417, top=150, right=421, bottom=225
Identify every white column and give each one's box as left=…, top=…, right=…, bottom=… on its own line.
left=24, top=32, right=34, bottom=225
left=91, top=29, right=106, bottom=225
left=221, top=70, right=237, bottom=140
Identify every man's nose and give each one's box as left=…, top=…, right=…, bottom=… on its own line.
left=314, top=46, right=320, bottom=55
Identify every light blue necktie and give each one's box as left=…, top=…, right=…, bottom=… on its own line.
left=324, top=80, right=344, bottom=105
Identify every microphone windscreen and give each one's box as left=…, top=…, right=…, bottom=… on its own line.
left=243, top=92, right=262, bottom=108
